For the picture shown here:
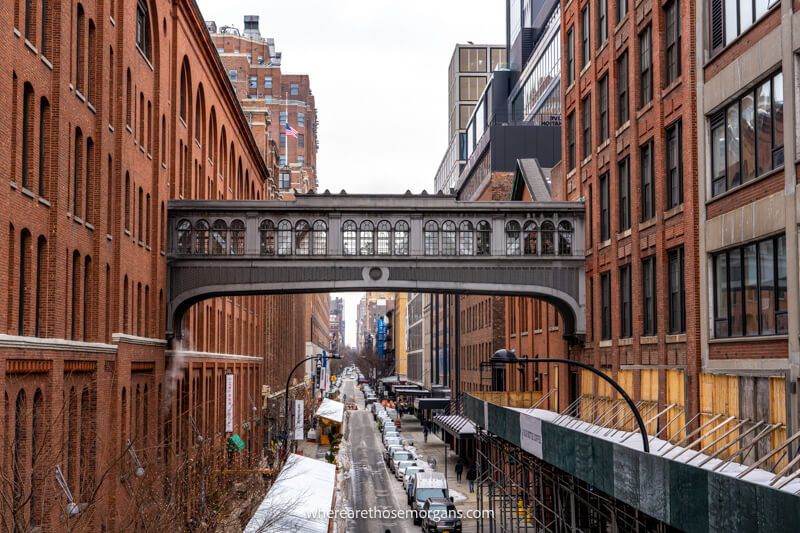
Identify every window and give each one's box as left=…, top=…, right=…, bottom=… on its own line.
left=558, top=221, right=573, bottom=255
left=342, top=221, right=357, bottom=255
left=73, top=128, right=83, bottom=216
left=312, top=220, right=327, bottom=255
left=620, top=264, right=632, bottom=337
left=76, top=5, right=85, bottom=92
left=505, top=221, right=521, bottom=255
left=359, top=220, right=374, bottom=255
left=598, top=75, right=609, bottom=142
left=476, top=221, right=491, bottom=255
left=376, top=221, right=391, bottom=255
left=600, top=272, right=611, bottom=340
left=126, top=69, right=132, bottom=127
left=210, top=220, right=227, bottom=254
left=294, top=220, right=310, bottom=255
left=264, top=76, right=272, bottom=89
left=279, top=171, right=290, bottom=189
left=580, top=5, right=590, bottom=68
left=640, top=141, right=654, bottom=221
left=710, top=72, right=783, bottom=197
left=587, top=184, right=593, bottom=247
left=442, top=221, right=457, bottom=255
left=666, top=121, right=683, bottom=208
left=259, top=220, right=275, bottom=255
left=668, top=247, right=685, bottom=333
left=180, top=64, right=190, bottom=121
left=230, top=220, right=245, bottom=255
left=597, top=0, right=608, bottom=47
left=618, top=158, right=630, bottom=231
left=228, top=70, right=237, bottom=81
left=664, top=0, right=680, bottom=84
left=279, top=111, right=287, bottom=125
left=459, top=47, right=488, bottom=72
left=298, top=112, right=305, bottom=127
left=617, top=51, right=628, bottom=125
left=21, top=83, right=34, bottom=190
left=394, top=221, right=409, bottom=255
left=642, top=256, right=656, bottom=335
left=523, top=221, right=537, bottom=255
left=297, top=155, right=304, bottom=166
left=540, top=221, right=555, bottom=255
left=616, top=0, right=628, bottom=23
left=424, top=221, right=439, bottom=255
left=639, top=26, right=652, bottom=107
left=458, top=221, right=474, bottom=255
left=279, top=133, right=286, bottom=148
left=582, top=95, right=592, bottom=158
left=298, top=133, right=305, bottom=149
left=567, top=112, right=576, bottom=170
left=566, top=27, right=575, bottom=86
left=248, top=76, right=257, bottom=89
left=290, top=83, right=299, bottom=96
left=277, top=220, right=292, bottom=255
left=713, top=235, right=786, bottom=337
left=710, top=0, right=779, bottom=54
left=135, top=1, right=152, bottom=60
left=599, top=172, right=610, bottom=240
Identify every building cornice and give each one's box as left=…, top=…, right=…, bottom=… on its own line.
left=0, top=334, right=117, bottom=354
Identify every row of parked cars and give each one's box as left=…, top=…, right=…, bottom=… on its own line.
left=362, top=384, right=379, bottom=405
left=372, top=402, right=462, bottom=533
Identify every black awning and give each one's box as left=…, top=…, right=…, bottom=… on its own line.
left=416, top=398, right=450, bottom=411
left=394, top=388, right=430, bottom=396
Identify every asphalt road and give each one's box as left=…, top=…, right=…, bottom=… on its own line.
left=341, top=379, right=414, bottom=533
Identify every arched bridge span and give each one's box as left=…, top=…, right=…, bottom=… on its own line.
left=166, top=193, right=586, bottom=341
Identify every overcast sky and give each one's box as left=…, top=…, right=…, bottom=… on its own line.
left=197, top=0, right=506, bottom=346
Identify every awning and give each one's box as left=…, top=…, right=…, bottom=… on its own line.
left=434, top=414, right=476, bottom=438
left=416, top=398, right=451, bottom=411
left=244, top=453, right=336, bottom=533
left=315, top=398, right=344, bottom=423
left=394, top=387, right=430, bottom=396
left=379, top=376, right=401, bottom=383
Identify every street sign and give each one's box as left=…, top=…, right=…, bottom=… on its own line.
left=294, top=400, right=304, bottom=440
left=225, top=373, right=234, bottom=433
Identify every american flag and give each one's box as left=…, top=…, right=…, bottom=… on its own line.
left=285, top=122, right=299, bottom=138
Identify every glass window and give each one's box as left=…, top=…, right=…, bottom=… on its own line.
left=540, top=221, right=555, bottom=255
left=459, top=222, right=474, bottom=255
left=229, top=220, right=245, bottom=255
left=643, top=256, right=656, bottom=335
left=639, top=26, right=652, bottom=107
left=460, top=76, right=486, bottom=101
left=598, top=75, right=609, bottom=142
left=523, top=221, right=537, bottom=255
left=476, top=221, right=491, bottom=256
left=772, top=72, right=783, bottom=166
left=377, top=221, right=392, bottom=255
left=298, top=112, right=305, bottom=127
left=617, top=51, right=628, bottom=125
left=620, top=264, right=632, bottom=337
left=342, top=221, right=357, bottom=255
left=277, top=220, right=292, bottom=255
left=136, top=1, right=152, bottom=60
left=567, top=112, right=576, bottom=170
left=295, top=220, right=310, bottom=256
left=459, top=47, right=488, bottom=73
left=228, top=70, right=237, bottom=81
left=442, top=221, right=457, bottom=256
left=641, top=141, right=655, bottom=221
left=177, top=220, right=192, bottom=254
left=260, top=220, right=276, bottom=255
left=711, top=0, right=779, bottom=54
left=248, top=76, right=257, bottom=89
left=264, top=76, right=272, bottom=89
left=424, top=221, right=439, bottom=256
left=279, top=172, right=291, bottom=189
left=756, top=80, right=772, bottom=177
left=359, top=221, right=374, bottom=255
left=558, top=221, right=573, bottom=255
left=601, top=272, right=611, bottom=340
left=582, top=95, right=592, bottom=158
left=211, top=220, right=227, bottom=255
left=665, top=0, right=681, bottom=85
left=597, top=0, right=608, bottom=47
left=618, top=159, right=630, bottom=231
left=505, top=221, right=522, bottom=256
left=394, top=221, right=409, bottom=256
left=668, top=247, right=685, bottom=333
left=666, top=121, right=683, bottom=208
left=600, top=172, right=610, bottom=240
left=566, top=27, right=575, bottom=86
left=581, top=5, right=590, bottom=68
left=290, top=83, right=299, bottom=96
left=617, top=0, right=628, bottom=23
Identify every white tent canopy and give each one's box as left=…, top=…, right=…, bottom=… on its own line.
left=316, top=398, right=345, bottom=423
left=244, top=453, right=336, bottom=533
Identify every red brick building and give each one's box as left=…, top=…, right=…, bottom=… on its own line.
left=0, top=0, right=307, bottom=529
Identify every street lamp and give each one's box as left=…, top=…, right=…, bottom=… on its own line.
left=481, top=349, right=650, bottom=453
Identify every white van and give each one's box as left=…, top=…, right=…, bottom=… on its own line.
left=410, top=471, right=449, bottom=524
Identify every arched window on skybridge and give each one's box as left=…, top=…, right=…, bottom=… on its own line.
left=394, top=221, right=409, bottom=256
left=476, top=220, right=491, bottom=255
left=442, top=221, right=457, bottom=256
left=230, top=220, right=245, bottom=255
left=177, top=219, right=193, bottom=254
left=558, top=220, right=573, bottom=256
left=459, top=221, right=474, bottom=255
left=295, top=220, right=311, bottom=255
left=194, top=219, right=210, bottom=255
left=505, top=221, right=522, bottom=255
left=523, top=221, right=538, bottom=255
left=359, top=220, right=375, bottom=255
left=211, top=220, right=227, bottom=255
left=312, top=220, right=327, bottom=255
left=424, top=221, right=439, bottom=256
left=376, top=220, right=392, bottom=255
left=540, top=220, right=555, bottom=255
left=260, top=220, right=276, bottom=255
left=342, top=220, right=357, bottom=255
left=277, top=220, right=292, bottom=255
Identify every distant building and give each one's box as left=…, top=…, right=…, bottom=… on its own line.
left=328, top=297, right=345, bottom=353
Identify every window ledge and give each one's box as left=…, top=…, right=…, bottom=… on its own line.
left=179, top=117, right=187, bottom=129
left=109, top=16, right=116, bottom=27
left=24, top=39, right=38, bottom=55
left=161, top=162, right=168, bottom=170
left=108, top=123, right=114, bottom=133
left=41, top=56, right=53, bottom=70
left=639, top=219, right=656, bottom=231
left=534, top=329, right=543, bottom=334
left=85, top=222, right=95, bottom=231
left=707, top=166, right=784, bottom=206
left=74, top=215, right=83, bottom=225
left=548, top=326, right=559, bottom=332
left=640, top=336, right=658, bottom=345
left=21, top=187, right=35, bottom=199
left=661, top=77, right=683, bottom=99
left=87, top=102, right=96, bottom=114
left=521, top=331, right=529, bottom=337
left=38, top=197, right=50, bottom=207
left=615, top=120, right=631, bottom=136
left=565, top=81, right=576, bottom=95
left=9, top=181, right=17, bottom=189
left=597, top=139, right=610, bottom=152
left=617, top=228, right=632, bottom=240
left=126, top=125, right=133, bottom=134
left=13, top=28, right=21, bottom=38
left=618, top=337, right=633, bottom=346
left=598, top=340, right=612, bottom=348
left=614, top=13, right=629, bottom=33
left=709, top=334, right=788, bottom=344
left=582, top=155, right=592, bottom=166
left=664, top=204, right=684, bottom=220
left=595, top=41, right=609, bottom=58
left=666, top=334, right=686, bottom=344
left=567, top=168, right=577, bottom=179
left=580, top=61, right=592, bottom=78
left=636, top=101, right=654, bottom=119
left=107, top=234, right=113, bottom=241
left=124, top=229, right=131, bottom=236
left=599, top=239, right=612, bottom=250
left=75, top=90, right=86, bottom=103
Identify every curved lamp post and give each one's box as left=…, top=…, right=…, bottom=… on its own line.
left=283, top=353, right=341, bottom=453
left=483, top=349, right=650, bottom=453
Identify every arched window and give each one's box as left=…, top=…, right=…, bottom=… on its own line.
left=259, top=220, right=275, bottom=255
left=459, top=221, right=474, bottom=255
left=359, top=221, right=374, bottom=255
left=135, top=0, right=152, bottom=60
left=18, top=230, right=31, bottom=336
left=25, top=0, right=36, bottom=43
left=295, top=220, right=311, bottom=255
left=85, top=138, right=94, bottom=223
left=277, top=220, right=292, bottom=255
left=541, top=221, right=555, bottom=255
left=376, top=221, right=391, bottom=255
left=87, top=19, right=96, bottom=102
left=41, top=0, right=52, bottom=58
left=342, top=220, right=357, bottom=255
left=35, top=236, right=46, bottom=336
left=175, top=219, right=190, bottom=253
left=312, top=220, right=327, bottom=255
left=13, top=390, right=26, bottom=514
left=194, top=220, right=210, bottom=254
left=211, top=220, right=227, bottom=255
left=424, top=221, right=439, bottom=256
left=179, top=60, right=189, bottom=121
left=38, top=97, right=50, bottom=197
left=394, top=221, right=409, bottom=256
left=523, top=221, right=538, bottom=255
left=21, top=83, right=34, bottom=190
left=505, top=221, right=522, bottom=255
left=476, top=221, right=491, bottom=256
left=442, top=221, right=457, bottom=255
left=125, top=69, right=132, bottom=127
left=194, top=87, right=205, bottom=144
left=124, top=172, right=130, bottom=230
left=82, top=255, right=91, bottom=340
left=76, top=4, right=85, bottom=93
left=72, top=128, right=83, bottom=216
left=229, top=220, right=245, bottom=255
left=31, top=388, right=44, bottom=528
left=79, top=387, right=95, bottom=498
left=558, top=220, right=573, bottom=255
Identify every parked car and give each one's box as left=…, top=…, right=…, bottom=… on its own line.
left=390, top=448, right=416, bottom=473
left=402, top=465, right=426, bottom=490
left=384, top=436, right=402, bottom=449
left=383, top=444, right=404, bottom=464
left=382, top=431, right=400, bottom=444
left=395, top=459, right=425, bottom=481
left=410, top=472, right=449, bottom=523
left=421, top=497, right=461, bottom=533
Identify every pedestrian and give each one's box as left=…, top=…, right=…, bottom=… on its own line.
left=427, top=456, right=437, bottom=470
left=467, top=464, right=477, bottom=493
left=455, top=458, right=464, bottom=482
left=423, top=425, right=429, bottom=443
